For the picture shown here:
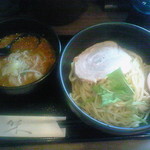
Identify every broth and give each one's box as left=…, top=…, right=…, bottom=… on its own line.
left=0, top=34, right=55, bottom=87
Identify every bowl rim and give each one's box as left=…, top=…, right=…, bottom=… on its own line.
left=0, top=17, right=61, bottom=90
left=59, top=22, right=150, bottom=133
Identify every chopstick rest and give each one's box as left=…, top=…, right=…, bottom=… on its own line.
left=0, top=116, right=66, bottom=137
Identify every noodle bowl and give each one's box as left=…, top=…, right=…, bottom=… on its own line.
left=60, top=22, right=150, bottom=134
left=0, top=18, right=61, bottom=95
left=69, top=41, right=150, bottom=128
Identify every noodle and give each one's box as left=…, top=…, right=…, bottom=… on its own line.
left=69, top=49, right=150, bottom=127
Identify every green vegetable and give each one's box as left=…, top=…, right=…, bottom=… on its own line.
left=94, top=68, right=134, bottom=106
left=108, top=68, right=134, bottom=97
left=94, top=85, right=121, bottom=106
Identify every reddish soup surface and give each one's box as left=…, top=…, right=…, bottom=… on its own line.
left=0, top=33, right=55, bottom=87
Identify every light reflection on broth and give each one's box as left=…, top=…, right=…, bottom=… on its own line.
left=0, top=33, right=55, bottom=87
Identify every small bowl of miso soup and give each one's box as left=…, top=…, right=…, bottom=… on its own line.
left=0, top=18, right=61, bottom=94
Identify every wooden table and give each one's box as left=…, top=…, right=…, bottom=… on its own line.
left=52, top=1, right=128, bottom=35
left=2, top=139, right=150, bottom=150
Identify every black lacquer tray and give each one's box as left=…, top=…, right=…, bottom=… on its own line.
left=0, top=35, right=150, bottom=146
